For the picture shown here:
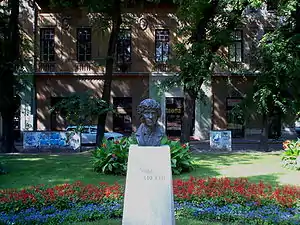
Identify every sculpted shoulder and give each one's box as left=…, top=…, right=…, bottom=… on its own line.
left=136, top=124, right=145, bottom=136
left=157, top=125, right=165, bottom=137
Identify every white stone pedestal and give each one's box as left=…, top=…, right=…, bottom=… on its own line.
left=122, top=145, right=175, bottom=225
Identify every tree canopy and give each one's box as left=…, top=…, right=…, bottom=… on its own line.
left=163, top=0, right=255, bottom=142
left=230, top=0, right=300, bottom=149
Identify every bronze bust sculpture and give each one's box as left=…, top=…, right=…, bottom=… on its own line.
left=136, top=99, right=165, bottom=146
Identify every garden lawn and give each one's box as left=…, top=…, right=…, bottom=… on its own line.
left=0, top=151, right=299, bottom=190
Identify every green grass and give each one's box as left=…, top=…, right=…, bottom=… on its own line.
left=67, top=219, right=237, bottom=225
left=0, top=152, right=125, bottom=190
left=0, top=151, right=299, bottom=190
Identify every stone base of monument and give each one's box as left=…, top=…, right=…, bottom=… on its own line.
left=122, top=145, right=175, bottom=225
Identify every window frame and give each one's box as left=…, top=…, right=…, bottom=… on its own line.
left=155, top=29, right=170, bottom=63
left=229, top=29, right=243, bottom=63
left=117, top=28, right=132, bottom=64
left=76, top=27, right=92, bottom=62
left=40, top=27, right=55, bottom=62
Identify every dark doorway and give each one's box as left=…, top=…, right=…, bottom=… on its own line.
left=226, top=97, right=245, bottom=138
left=165, top=97, right=195, bottom=136
left=113, top=97, right=132, bottom=134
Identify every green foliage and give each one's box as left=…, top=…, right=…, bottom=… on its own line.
left=256, top=32, right=300, bottom=112
left=92, top=136, right=194, bottom=175
left=232, top=30, right=300, bottom=126
left=161, top=0, right=252, bottom=143
left=161, top=137, right=194, bottom=174
left=50, top=92, right=112, bottom=131
left=232, top=1, right=300, bottom=124
left=92, top=136, right=134, bottom=175
left=162, top=0, right=250, bottom=97
left=168, top=43, right=214, bottom=92
left=281, top=139, right=300, bottom=170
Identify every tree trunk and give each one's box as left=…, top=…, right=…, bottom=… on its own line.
left=180, top=86, right=196, bottom=144
left=180, top=1, right=218, bottom=144
left=0, top=0, right=20, bottom=153
left=0, top=112, right=17, bottom=153
left=259, top=113, right=269, bottom=152
left=96, top=0, right=122, bottom=146
left=32, top=3, right=38, bottom=131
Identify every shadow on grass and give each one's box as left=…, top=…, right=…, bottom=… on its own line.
left=192, top=153, right=264, bottom=167
left=176, top=164, right=221, bottom=180
left=240, top=174, right=281, bottom=187
left=0, top=155, right=125, bottom=190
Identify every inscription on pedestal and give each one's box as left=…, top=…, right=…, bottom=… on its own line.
left=140, top=167, right=166, bottom=181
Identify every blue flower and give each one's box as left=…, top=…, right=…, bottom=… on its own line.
left=0, top=201, right=299, bottom=224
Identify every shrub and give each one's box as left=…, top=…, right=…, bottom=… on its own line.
left=281, top=139, right=300, bottom=170
left=92, top=136, right=135, bottom=175
left=161, top=138, right=194, bottom=174
left=92, top=136, right=194, bottom=175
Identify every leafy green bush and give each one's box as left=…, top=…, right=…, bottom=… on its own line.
left=92, top=136, right=194, bottom=175
left=281, top=139, right=300, bottom=170
left=161, top=138, right=194, bottom=174
left=92, top=136, right=133, bottom=175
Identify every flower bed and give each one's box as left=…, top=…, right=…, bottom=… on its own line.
left=0, top=177, right=299, bottom=225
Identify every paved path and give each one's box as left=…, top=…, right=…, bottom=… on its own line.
left=190, top=142, right=282, bottom=154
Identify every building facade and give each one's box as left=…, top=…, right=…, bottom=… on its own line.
left=15, top=0, right=287, bottom=140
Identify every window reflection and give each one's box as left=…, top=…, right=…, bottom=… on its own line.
left=77, top=28, right=92, bottom=62
left=166, top=97, right=183, bottom=136
left=40, top=28, right=55, bottom=62
left=117, top=29, right=131, bottom=64
left=229, top=30, right=243, bottom=63
left=155, top=29, right=170, bottom=63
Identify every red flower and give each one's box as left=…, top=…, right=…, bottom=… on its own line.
left=1, top=176, right=299, bottom=213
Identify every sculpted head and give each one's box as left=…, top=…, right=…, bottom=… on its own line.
left=137, top=99, right=161, bottom=128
